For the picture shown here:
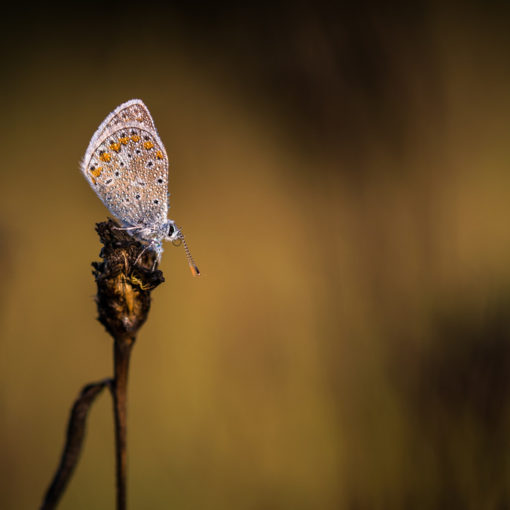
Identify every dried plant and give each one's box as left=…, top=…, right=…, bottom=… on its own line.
left=40, top=219, right=165, bottom=510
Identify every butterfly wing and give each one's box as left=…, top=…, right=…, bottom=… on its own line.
left=83, top=99, right=157, bottom=160
left=81, top=101, right=170, bottom=230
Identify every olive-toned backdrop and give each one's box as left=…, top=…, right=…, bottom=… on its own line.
left=1, top=3, right=510, bottom=509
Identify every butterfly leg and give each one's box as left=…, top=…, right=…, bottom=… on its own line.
left=134, top=244, right=151, bottom=266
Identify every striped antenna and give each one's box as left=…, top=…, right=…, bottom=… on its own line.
left=174, top=230, right=200, bottom=276
left=182, top=237, right=200, bottom=276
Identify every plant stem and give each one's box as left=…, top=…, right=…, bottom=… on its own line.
left=111, top=335, right=135, bottom=510
left=40, top=379, right=110, bottom=510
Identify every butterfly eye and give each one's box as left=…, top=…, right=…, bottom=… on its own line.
left=168, top=223, right=175, bottom=236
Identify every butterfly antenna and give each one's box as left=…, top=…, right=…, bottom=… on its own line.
left=179, top=232, right=200, bottom=276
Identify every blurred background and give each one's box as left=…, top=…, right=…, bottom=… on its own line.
left=1, top=2, right=510, bottom=508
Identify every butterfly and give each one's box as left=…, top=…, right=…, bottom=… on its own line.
left=81, top=99, right=199, bottom=275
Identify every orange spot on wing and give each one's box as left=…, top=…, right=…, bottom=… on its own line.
left=99, top=152, right=111, bottom=162
left=110, top=142, right=121, bottom=152
left=90, top=166, right=103, bottom=178
left=155, top=150, right=164, bottom=160
left=119, top=137, right=129, bottom=145
left=131, top=135, right=140, bottom=142
left=144, top=141, right=154, bottom=150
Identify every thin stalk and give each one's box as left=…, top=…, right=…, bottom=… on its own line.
left=40, top=379, right=110, bottom=510
left=111, top=336, right=135, bottom=510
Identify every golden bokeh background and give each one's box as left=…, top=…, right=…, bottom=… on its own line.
left=1, top=3, right=510, bottom=509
